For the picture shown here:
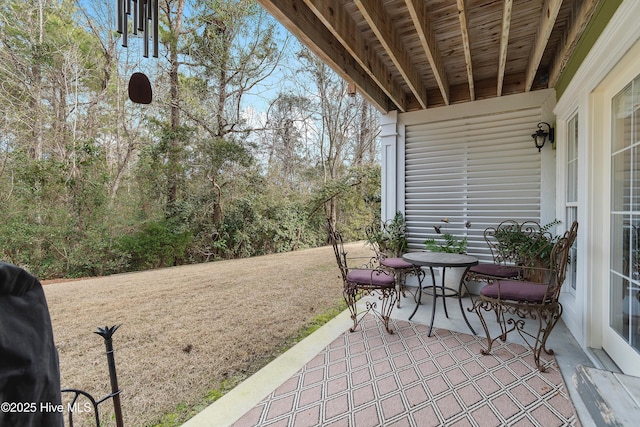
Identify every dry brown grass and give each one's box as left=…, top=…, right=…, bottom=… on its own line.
left=43, top=242, right=371, bottom=426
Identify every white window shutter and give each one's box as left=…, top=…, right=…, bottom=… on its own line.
left=404, top=108, right=542, bottom=262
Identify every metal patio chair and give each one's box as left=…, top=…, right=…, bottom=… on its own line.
left=465, top=220, right=552, bottom=285
left=328, top=221, right=397, bottom=334
left=365, top=223, right=417, bottom=308
left=470, top=221, right=578, bottom=371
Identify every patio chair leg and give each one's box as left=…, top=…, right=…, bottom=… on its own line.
left=470, top=297, right=565, bottom=372
left=530, top=304, right=563, bottom=372
left=526, top=314, right=552, bottom=372
left=540, top=303, right=563, bottom=356
left=344, top=286, right=397, bottom=334
left=343, top=287, right=359, bottom=333
left=411, top=266, right=426, bottom=304
left=458, top=292, right=476, bottom=335
left=396, top=271, right=407, bottom=308
left=472, top=299, right=497, bottom=356
left=378, top=287, right=397, bottom=334
left=472, top=299, right=514, bottom=357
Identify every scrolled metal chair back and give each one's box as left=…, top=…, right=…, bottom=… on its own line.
left=546, top=221, right=579, bottom=299
left=484, top=219, right=520, bottom=265
left=520, top=221, right=555, bottom=266
left=327, top=220, right=349, bottom=284
left=486, top=220, right=556, bottom=270
left=365, top=224, right=383, bottom=260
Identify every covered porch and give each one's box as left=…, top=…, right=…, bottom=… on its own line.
left=253, top=0, right=640, bottom=385
left=182, top=0, right=640, bottom=425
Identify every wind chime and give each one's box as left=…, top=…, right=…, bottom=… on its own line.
left=116, top=0, right=159, bottom=104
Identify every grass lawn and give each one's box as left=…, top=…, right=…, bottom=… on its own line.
left=43, top=242, right=372, bottom=426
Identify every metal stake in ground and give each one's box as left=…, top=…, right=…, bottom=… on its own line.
left=95, top=325, right=124, bottom=427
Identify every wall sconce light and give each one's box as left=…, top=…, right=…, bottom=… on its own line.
left=531, top=122, right=554, bottom=152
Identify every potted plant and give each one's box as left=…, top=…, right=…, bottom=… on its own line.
left=492, top=219, right=561, bottom=282
left=493, top=220, right=559, bottom=265
left=366, top=211, right=408, bottom=258
left=423, top=218, right=471, bottom=295
left=424, top=218, right=470, bottom=254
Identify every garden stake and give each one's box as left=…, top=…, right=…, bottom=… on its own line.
left=95, top=325, right=124, bottom=427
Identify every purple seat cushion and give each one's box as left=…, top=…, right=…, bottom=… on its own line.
left=480, top=280, right=549, bottom=303
left=347, top=269, right=395, bottom=287
left=469, top=263, right=519, bottom=278
left=381, top=257, right=413, bottom=269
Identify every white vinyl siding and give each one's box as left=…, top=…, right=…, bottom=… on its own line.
left=404, top=108, right=543, bottom=262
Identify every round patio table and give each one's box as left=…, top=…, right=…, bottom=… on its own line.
left=402, top=252, right=478, bottom=336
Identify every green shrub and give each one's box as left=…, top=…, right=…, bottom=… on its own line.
left=118, top=221, right=193, bottom=270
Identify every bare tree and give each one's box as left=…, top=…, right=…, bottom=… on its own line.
left=179, top=0, right=287, bottom=227
left=263, top=93, right=310, bottom=189
left=296, top=49, right=363, bottom=227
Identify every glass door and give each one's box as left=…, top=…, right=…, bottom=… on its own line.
left=609, top=75, right=640, bottom=362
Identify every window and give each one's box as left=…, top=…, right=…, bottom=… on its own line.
left=566, top=114, right=579, bottom=292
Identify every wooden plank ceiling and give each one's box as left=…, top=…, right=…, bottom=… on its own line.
left=257, top=0, right=602, bottom=113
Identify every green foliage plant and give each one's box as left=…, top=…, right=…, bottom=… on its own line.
left=366, top=211, right=408, bottom=257
left=0, top=1, right=383, bottom=279
left=424, top=218, right=470, bottom=254
left=118, top=221, right=193, bottom=271
left=493, top=220, right=561, bottom=269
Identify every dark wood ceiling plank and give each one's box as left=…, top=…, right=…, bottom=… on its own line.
left=405, top=0, right=450, bottom=105
left=256, top=0, right=394, bottom=113
left=354, top=0, right=428, bottom=109
left=257, top=0, right=593, bottom=113
left=456, top=0, right=475, bottom=101
left=497, top=0, right=513, bottom=96
left=303, top=0, right=408, bottom=112
left=525, top=0, right=562, bottom=91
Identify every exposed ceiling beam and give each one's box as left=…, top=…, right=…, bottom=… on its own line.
left=497, top=0, right=513, bottom=96
left=303, top=0, right=408, bottom=112
left=354, top=0, right=428, bottom=109
left=255, top=0, right=392, bottom=112
left=548, top=0, right=603, bottom=88
left=525, top=0, right=562, bottom=91
left=405, top=0, right=450, bottom=105
left=456, top=0, right=475, bottom=101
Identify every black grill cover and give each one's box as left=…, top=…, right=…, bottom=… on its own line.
left=0, top=262, right=63, bottom=427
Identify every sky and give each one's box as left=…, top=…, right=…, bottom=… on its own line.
left=79, top=0, right=305, bottom=114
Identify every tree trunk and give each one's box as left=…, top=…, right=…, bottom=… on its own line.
left=166, top=0, right=185, bottom=215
